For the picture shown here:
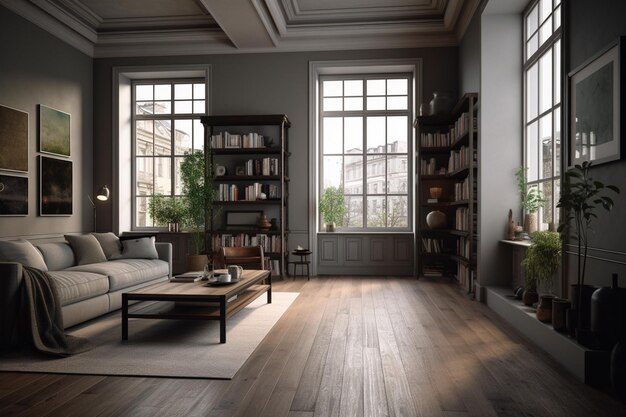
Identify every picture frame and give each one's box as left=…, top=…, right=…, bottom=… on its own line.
left=0, top=174, right=28, bottom=216
left=235, top=166, right=245, bottom=176
left=225, top=210, right=262, bottom=230
left=40, top=156, right=72, bottom=216
left=39, top=104, right=71, bottom=157
left=0, top=104, right=29, bottom=173
left=569, top=37, right=624, bottom=166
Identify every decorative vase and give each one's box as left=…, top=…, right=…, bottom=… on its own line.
left=506, top=209, right=515, bottom=240
left=270, top=218, right=278, bottom=231
left=258, top=214, right=271, bottom=230
left=426, top=210, right=447, bottom=229
left=523, top=289, right=539, bottom=306
left=428, top=92, right=455, bottom=115
left=524, top=212, right=538, bottom=234
left=536, top=294, right=556, bottom=323
left=326, top=222, right=336, bottom=232
left=611, top=340, right=626, bottom=398
left=570, top=284, right=596, bottom=331
left=552, top=298, right=571, bottom=333
left=186, top=254, right=208, bottom=272
left=591, top=274, right=625, bottom=349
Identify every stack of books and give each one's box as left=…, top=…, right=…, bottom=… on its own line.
left=170, top=271, right=204, bottom=282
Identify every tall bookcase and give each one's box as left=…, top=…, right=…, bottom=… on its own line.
left=200, top=114, right=290, bottom=278
left=414, top=93, right=478, bottom=293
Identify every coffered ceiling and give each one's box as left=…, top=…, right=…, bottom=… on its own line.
left=0, top=0, right=480, bottom=57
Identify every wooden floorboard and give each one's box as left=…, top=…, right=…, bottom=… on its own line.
left=1, top=277, right=625, bottom=417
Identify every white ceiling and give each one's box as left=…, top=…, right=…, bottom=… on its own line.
left=0, top=0, right=480, bottom=57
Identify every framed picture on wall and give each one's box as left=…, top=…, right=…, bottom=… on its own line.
left=39, top=156, right=72, bottom=216
left=0, top=174, right=28, bottom=216
left=0, top=104, right=29, bottom=172
left=569, top=37, right=624, bottom=166
left=39, top=105, right=70, bottom=157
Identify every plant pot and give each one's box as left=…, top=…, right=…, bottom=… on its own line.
left=168, top=222, right=180, bottom=232
left=552, top=298, right=571, bottom=332
left=523, top=289, right=538, bottom=306
left=536, top=295, right=556, bottom=323
left=325, top=222, right=336, bottom=232
left=570, top=284, right=596, bottom=331
left=186, top=254, right=208, bottom=272
left=524, top=212, right=538, bottom=234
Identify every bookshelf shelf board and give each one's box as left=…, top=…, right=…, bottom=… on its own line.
left=420, top=146, right=451, bottom=154
left=214, top=200, right=282, bottom=205
left=421, top=200, right=470, bottom=207
left=450, top=255, right=471, bottom=265
left=215, top=175, right=281, bottom=181
left=448, top=167, right=470, bottom=178
left=212, top=148, right=282, bottom=155
left=210, top=229, right=282, bottom=235
left=420, top=174, right=448, bottom=180
left=420, top=229, right=470, bottom=237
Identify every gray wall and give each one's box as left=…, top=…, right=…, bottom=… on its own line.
left=564, top=0, right=626, bottom=288
left=0, top=6, right=93, bottom=239
left=459, top=7, right=481, bottom=96
left=93, top=47, right=459, bottom=251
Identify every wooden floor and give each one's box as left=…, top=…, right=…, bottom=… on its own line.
left=1, top=277, right=624, bottom=417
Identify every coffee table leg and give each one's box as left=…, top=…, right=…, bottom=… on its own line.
left=220, top=297, right=226, bottom=343
left=122, top=294, right=128, bottom=340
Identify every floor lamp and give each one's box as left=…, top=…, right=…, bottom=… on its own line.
left=88, top=185, right=110, bottom=232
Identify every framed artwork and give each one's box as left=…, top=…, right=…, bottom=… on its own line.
left=40, top=156, right=72, bottom=216
left=569, top=37, right=624, bottom=166
left=226, top=210, right=262, bottom=230
left=39, top=105, right=70, bottom=157
left=0, top=104, right=29, bottom=172
left=0, top=174, right=28, bottom=216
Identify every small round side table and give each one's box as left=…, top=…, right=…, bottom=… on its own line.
left=290, top=250, right=312, bottom=280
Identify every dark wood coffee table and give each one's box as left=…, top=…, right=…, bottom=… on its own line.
left=121, top=269, right=271, bottom=343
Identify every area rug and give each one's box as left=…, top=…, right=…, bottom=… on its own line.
left=0, top=292, right=299, bottom=379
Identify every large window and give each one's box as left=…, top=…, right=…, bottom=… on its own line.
left=133, top=80, right=206, bottom=228
left=319, top=75, right=411, bottom=231
left=524, top=0, right=562, bottom=229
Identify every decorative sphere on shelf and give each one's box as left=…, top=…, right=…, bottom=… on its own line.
left=259, top=192, right=267, bottom=200
left=426, top=210, right=447, bottom=229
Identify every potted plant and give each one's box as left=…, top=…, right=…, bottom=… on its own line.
left=179, top=150, right=218, bottom=271
left=515, top=167, right=543, bottom=233
left=148, top=194, right=186, bottom=232
left=319, top=186, right=346, bottom=232
left=557, top=161, right=620, bottom=337
left=521, top=230, right=561, bottom=322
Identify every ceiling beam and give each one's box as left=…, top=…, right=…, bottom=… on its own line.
left=197, top=0, right=275, bottom=48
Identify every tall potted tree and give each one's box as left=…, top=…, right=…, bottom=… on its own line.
left=516, top=167, right=543, bottom=233
left=319, top=186, right=345, bottom=232
left=557, top=161, right=619, bottom=337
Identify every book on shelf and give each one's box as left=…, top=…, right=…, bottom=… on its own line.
left=245, top=157, right=279, bottom=176
left=212, top=233, right=282, bottom=254
left=218, top=183, right=280, bottom=201
left=209, top=131, right=266, bottom=149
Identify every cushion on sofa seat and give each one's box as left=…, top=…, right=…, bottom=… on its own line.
left=36, top=242, right=75, bottom=271
left=47, top=270, right=110, bottom=307
left=67, top=259, right=169, bottom=291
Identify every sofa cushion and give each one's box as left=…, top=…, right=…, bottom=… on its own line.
left=92, top=232, right=122, bottom=260
left=65, top=234, right=107, bottom=265
left=0, top=239, right=48, bottom=271
left=47, top=270, right=109, bottom=306
left=67, top=259, right=169, bottom=291
left=36, top=242, right=75, bottom=271
left=119, top=237, right=158, bottom=260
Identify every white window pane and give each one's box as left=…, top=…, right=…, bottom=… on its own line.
left=175, top=84, right=192, bottom=100
left=154, top=158, right=172, bottom=194
left=344, top=97, right=363, bottom=111
left=193, top=83, right=205, bottom=99
left=136, top=120, right=153, bottom=156
left=136, top=85, right=153, bottom=101
left=344, top=117, right=363, bottom=153
left=324, top=98, right=342, bottom=111
left=387, top=96, right=408, bottom=110
left=322, top=156, right=342, bottom=190
left=136, top=197, right=152, bottom=227
left=554, top=39, right=561, bottom=105
left=555, top=0, right=561, bottom=6
left=344, top=156, right=362, bottom=195
left=136, top=102, right=153, bottom=115
left=554, top=180, right=560, bottom=225
left=174, top=119, right=193, bottom=155
left=367, top=79, right=385, bottom=96
left=174, top=101, right=192, bottom=114
left=526, top=62, right=538, bottom=121
left=366, top=155, right=385, bottom=194
left=323, top=80, right=342, bottom=97
left=387, top=79, right=408, bottom=95
left=539, top=50, right=553, bottom=114
left=527, top=33, right=539, bottom=59
left=175, top=157, right=184, bottom=195
left=194, top=100, right=206, bottom=114
left=367, top=196, right=386, bottom=228
left=323, top=117, right=343, bottom=154
left=367, top=97, right=385, bottom=110
left=539, top=112, right=553, bottom=178
left=539, top=17, right=553, bottom=46
left=344, top=80, right=362, bottom=96
left=154, top=84, right=171, bottom=100
left=540, top=181, right=553, bottom=227
left=526, top=121, right=539, bottom=182
left=527, top=4, right=539, bottom=39
left=194, top=119, right=204, bottom=151
left=154, top=101, right=171, bottom=115
left=554, top=106, right=561, bottom=176
left=387, top=155, right=408, bottom=193
left=387, top=116, right=408, bottom=153
left=136, top=157, right=153, bottom=195
left=387, top=196, right=408, bottom=227
left=540, top=0, right=551, bottom=23
left=154, top=120, right=171, bottom=156
left=554, top=5, right=561, bottom=30
left=344, top=196, right=363, bottom=227
left=367, top=117, right=385, bottom=153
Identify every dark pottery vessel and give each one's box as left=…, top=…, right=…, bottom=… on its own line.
left=566, top=308, right=578, bottom=337
left=591, top=274, right=626, bottom=350
left=611, top=340, right=626, bottom=398
left=552, top=298, right=571, bottom=333
left=536, top=295, right=555, bottom=323
left=523, top=289, right=539, bottom=306
left=570, top=284, right=596, bottom=332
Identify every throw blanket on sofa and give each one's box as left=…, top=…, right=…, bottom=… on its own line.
left=18, top=266, right=92, bottom=356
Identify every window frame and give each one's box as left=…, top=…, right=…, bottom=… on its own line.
left=131, top=77, right=207, bottom=230
left=318, top=73, right=413, bottom=232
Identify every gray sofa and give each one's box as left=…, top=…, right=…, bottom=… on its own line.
left=0, top=239, right=172, bottom=342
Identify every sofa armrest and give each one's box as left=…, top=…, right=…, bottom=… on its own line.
left=0, top=262, right=23, bottom=349
left=155, top=242, right=172, bottom=278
